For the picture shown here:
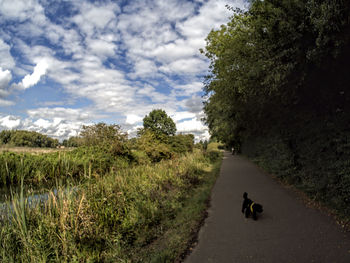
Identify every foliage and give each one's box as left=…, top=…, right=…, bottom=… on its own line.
left=168, top=134, right=194, bottom=154
left=131, top=130, right=195, bottom=163
left=205, top=142, right=224, bottom=162
left=202, top=1, right=350, bottom=220
left=79, top=123, right=130, bottom=155
left=143, top=109, right=176, bottom=138
left=0, top=130, right=59, bottom=148
left=133, top=129, right=172, bottom=163
left=62, top=136, right=82, bottom=147
left=0, top=131, right=196, bottom=188
left=0, top=148, right=222, bottom=262
left=202, top=0, right=350, bottom=146
left=242, top=113, right=350, bottom=218
left=0, top=146, right=131, bottom=188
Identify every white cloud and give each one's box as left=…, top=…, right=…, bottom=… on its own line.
left=34, top=118, right=51, bottom=129
left=0, top=98, right=14, bottom=106
left=171, top=111, right=196, bottom=122
left=27, top=107, right=100, bottom=122
left=88, top=39, right=116, bottom=57
left=0, top=114, right=87, bottom=140
left=125, top=114, right=143, bottom=125
left=176, top=117, right=209, bottom=142
left=177, top=0, right=246, bottom=38
left=0, top=67, right=13, bottom=105
left=160, top=58, right=208, bottom=75
left=0, top=67, right=12, bottom=91
left=173, top=82, right=203, bottom=96
left=0, top=0, right=248, bottom=142
left=177, top=117, right=206, bottom=133
left=71, top=2, right=119, bottom=36
left=18, top=59, right=49, bottom=89
left=129, top=59, right=158, bottom=79
left=0, top=0, right=43, bottom=22
left=150, top=40, right=198, bottom=63
left=0, top=115, right=21, bottom=129
left=136, top=84, right=171, bottom=103
left=0, top=39, right=15, bottom=69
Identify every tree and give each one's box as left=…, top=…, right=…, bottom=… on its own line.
left=202, top=0, right=350, bottom=146
left=62, top=136, right=83, bottom=147
left=79, top=123, right=129, bottom=156
left=134, top=129, right=172, bottom=162
left=143, top=109, right=176, bottom=138
left=80, top=123, right=127, bottom=146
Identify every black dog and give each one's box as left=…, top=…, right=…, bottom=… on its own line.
left=242, top=192, right=263, bottom=220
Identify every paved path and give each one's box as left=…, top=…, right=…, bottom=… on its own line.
left=184, top=152, right=350, bottom=263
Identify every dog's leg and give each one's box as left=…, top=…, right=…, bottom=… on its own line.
left=245, top=208, right=250, bottom=218
left=252, top=209, right=257, bottom=220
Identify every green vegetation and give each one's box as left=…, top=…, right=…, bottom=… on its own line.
left=0, top=110, right=223, bottom=262
left=0, top=130, right=59, bottom=148
left=142, top=109, right=177, bottom=138
left=0, top=146, right=222, bottom=262
left=202, top=1, right=350, bottom=219
left=0, top=120, right=196, bottom=188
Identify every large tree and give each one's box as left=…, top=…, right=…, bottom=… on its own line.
left=143, top=109, right=176, bottom=138
left=202, top=0, right=350, bottom=146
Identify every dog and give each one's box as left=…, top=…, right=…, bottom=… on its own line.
left=242, top=192, right=263, bottom=220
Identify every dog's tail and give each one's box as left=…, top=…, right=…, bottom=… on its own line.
left=243, top=192, right=248, bottom=199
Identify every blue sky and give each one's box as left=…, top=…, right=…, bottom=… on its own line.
left=0, top=0, right=247, bottom=141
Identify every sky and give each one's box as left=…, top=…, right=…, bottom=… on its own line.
left=0, top=0, right=247, bottom=142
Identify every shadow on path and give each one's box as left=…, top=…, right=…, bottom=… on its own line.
left=184, top=152, right=350, bottom=263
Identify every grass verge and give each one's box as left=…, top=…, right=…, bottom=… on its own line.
left=0, top=148, right=222, bottom=262
left=129, top=154, right=222, bottom=263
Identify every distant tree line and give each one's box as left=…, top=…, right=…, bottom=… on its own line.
left=1, top=109, right=197, bottom=164
left=61, top=109, right=196, bottom=163
left=0, top=130, right=59, bottom=148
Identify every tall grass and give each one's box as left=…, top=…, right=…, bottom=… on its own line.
left=0, top=148, right=222, bottom=262
left=0, top=147, right=130, bottom=188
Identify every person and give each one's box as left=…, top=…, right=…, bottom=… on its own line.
left=231, top=146, right=235, bottom=155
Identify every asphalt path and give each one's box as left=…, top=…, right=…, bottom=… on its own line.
left=184, top=152, right=350, bottom=263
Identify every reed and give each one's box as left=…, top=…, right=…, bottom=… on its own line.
left=0, top=147, right=222, bottom=262
left=0, top=147, right=130, bottom=188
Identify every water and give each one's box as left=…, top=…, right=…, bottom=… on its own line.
left=0, top=184, right=77, bottom=218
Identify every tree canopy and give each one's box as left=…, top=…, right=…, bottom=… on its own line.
left=202, top=0, right=350, bottom=147
left=79, top=123, right=127, bottom=146
left=142, top=109, right=177, bottom=138
left=0, top=130, right=59, bottom=148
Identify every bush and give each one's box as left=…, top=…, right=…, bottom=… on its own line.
left=205, top=142, right=223, bottom=162
left=168, top=134, right=194, bottom=154
left=133, top=130, right=172, bottom=162
left=131, top=150, right=151, bottom=165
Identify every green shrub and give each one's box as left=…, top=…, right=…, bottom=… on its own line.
left=168, top=134, right=194, bottom=154
left=131, top=150, right=151, bottom=165
left=133, top=130, right=172, bottom=162
left=205, top=142, right=223, bottom=162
